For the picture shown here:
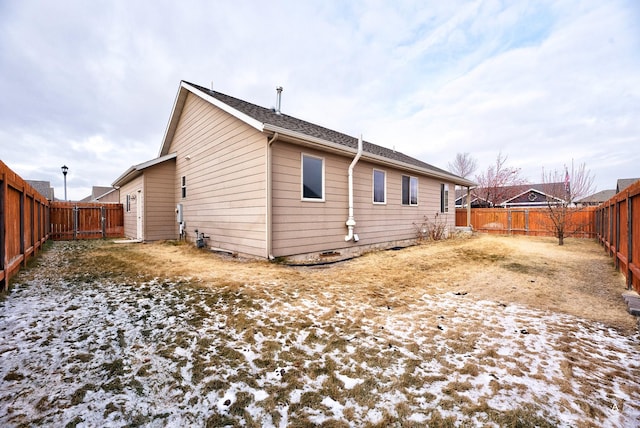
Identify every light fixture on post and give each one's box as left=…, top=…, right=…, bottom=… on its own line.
left=61, top=165, right=68, bottom=201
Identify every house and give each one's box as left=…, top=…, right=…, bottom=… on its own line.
left=26, top=180, right=54, bottom=200
left=112, top=81, right=475, bottom=260
left=456, top=183, right=567, bottom=208
left=616, top=178, right=640, bottom=193
left=576, top=189, right=615, bottom=207
left=80, top=186, right=120, bottom=203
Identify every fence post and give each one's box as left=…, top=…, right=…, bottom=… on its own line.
left=525, top=209, right=529, bottom=235
left=609, top=204, right=614, bottom=257
left=0, top=172, right=5, bottom=290
left=101, top=206, right=106, bottom=238
left=20, top=185, right=25, bottom=267
left=615, top=201, right=621, bottom=269
left=73, top=205, right=78, bottom=240
left=628, top=191, right=633, bottom=290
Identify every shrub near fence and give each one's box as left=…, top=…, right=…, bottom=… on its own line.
left=595, top=180, right=640, bottom=293
left=0, top=160, right=50, bottom=291
left=456, top=207, right=596, bottom=238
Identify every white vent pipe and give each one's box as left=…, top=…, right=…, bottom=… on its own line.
left=345, top=134, right=363, bottom=241
left=275, top=86, right=283, bottom=114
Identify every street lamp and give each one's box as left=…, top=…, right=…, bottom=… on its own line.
left=61, top=165, right=68, bottom=201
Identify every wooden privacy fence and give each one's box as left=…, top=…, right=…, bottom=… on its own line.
left=595, top=180, right=640, bottom=293
left=50, top=202, right=124, bottom=240
left=456, top=207, right=596, bottom=238
left=1, top=160, right=50, bottom=291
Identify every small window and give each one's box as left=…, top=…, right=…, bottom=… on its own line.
left=181, top=176, right=186, bottom=198
left=373, top=170, right=386, bottom=204
left=126, top=194, right=131, bottom=212
left=402, top=175, right=418, bottom=205
left=441, top=183, right=449, bottom=213
left=302, top=154, right=324, bottom=200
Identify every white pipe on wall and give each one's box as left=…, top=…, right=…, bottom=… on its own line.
left=345, top=134, right=363, bottom=241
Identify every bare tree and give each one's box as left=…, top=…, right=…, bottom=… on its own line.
left=541, top=161, right=596, bottom=245
left=448, top=152, right=478, bottom=179
left=474, top=152, right=527, bottom=206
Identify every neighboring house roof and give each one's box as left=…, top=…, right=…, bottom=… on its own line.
left=80, top=186, right=119, bottom=202
left=112, top=153, right=178, bottom=187
left=26, top=180, right=54, bottom=200
left=158, top=81, right=476, bottom=188
left=576, top=189, right=616, bottom=204
left=459, top=183, right=567, bottom=207
left=616, top=178, right=640, bottom=193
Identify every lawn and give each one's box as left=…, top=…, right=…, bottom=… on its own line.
left=1, top=234, right=639, bottom=427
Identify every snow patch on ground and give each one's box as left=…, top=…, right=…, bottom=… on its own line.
left=1, top=243, right=639, bottom=427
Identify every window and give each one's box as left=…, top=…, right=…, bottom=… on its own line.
left=181, top=176, right=186, bottom=198
left=402, top=175, right=418, bottom=205
left=373, top=169, right=386, bottom=204
left=441, top=183, right=449, bottom=213
left=126, top=194, right=131, bottom=212
left=302, top=154, right=324, bottom=200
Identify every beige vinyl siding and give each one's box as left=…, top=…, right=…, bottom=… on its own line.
left=168, top=93, right=267, bottom=257
left=271, top=142, right=455, bottom=256
left=353, top=161, right=455, bottom=242
left=143, top=160, right=177, bottom=241
left=271, top=141, right=349, bottom=256
left=119, top=176, right=143, bottom=240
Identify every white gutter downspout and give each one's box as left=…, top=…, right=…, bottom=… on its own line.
left=345, top=134, right=363, bottom=242
left=266, top=132, right=279, bottom=259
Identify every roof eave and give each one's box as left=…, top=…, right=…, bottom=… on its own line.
left=264, top=124, right=475, bottom=187
left=112, top=153, right=177, bottom=187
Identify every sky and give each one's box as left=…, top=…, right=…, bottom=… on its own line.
left=0, top=0, right=638, bottom=201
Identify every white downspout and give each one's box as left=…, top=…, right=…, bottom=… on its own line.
left=345, top=134, right=363, bottom=241
left=266, top=132, right=279, bottom=259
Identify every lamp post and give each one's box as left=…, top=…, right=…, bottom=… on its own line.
left=61, top=165, right=68, bottom=201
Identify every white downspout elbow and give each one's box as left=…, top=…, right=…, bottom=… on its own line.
left=345, top=134, right=363, bottom=241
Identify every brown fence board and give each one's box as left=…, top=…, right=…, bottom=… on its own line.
left=455, top=207, right=596, bottom=238
left=50, top=202, right=124, bottom=240
left=0, top=160, right=50, bottom=290
left=596, top=180, right=640, bottom=293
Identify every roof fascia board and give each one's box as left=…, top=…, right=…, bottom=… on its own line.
left=159, top=82, right=190, bottom=157
left=112, top=153, right=177, bottom=187
left=361, top=151, right=477, bottom=187
left=184, top=82, right=264, bottom=131
left=500, top=187, right=564, bottom=205
left=264, top=124, right=476, bottom=187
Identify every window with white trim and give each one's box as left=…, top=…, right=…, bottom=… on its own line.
left=373, top=169, right=386, bottom=204
left=126, top=194, right=131, bottom=212
left=402, top=175, right=418, bottom=205
left=440, top=183, right=449, bottom=213
left=302, top=154, right=324, bottom=200
left=181, top=176, right=186, bottom=198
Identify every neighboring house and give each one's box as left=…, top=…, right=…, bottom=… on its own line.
left=26, top=180, right=54, bottom=200
left=616, top=178, right=640, bottom=193
left=80, top=186, right=120, bottom=203
left=112, top=81, right=475, bottom=259
left=457, top=183, right=567, bottom=208
left=576, top=189, right=616, bottom=207
left=454, top=188, right=489, bottom=208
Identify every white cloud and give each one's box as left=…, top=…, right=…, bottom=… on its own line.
left=0, top=0, right=637, bottom=198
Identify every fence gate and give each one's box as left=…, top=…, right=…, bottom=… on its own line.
left=50, top=202, right=124, bottom=240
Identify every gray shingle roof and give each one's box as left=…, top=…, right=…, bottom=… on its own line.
left=183, top=81, right=466, bottom=183
left=616, top=178, right=639, bottom=193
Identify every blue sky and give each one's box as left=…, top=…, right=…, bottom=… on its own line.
left=0, top=0, right=638, bottom=200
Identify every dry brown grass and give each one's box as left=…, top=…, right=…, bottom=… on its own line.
left=87, top=234, right=635, bottom=333
left=7, top=234, right=637, bottom=426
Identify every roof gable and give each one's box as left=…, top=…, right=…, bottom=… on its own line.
left=158, top=81, right=475, bottom=187
left=112, top=153, right=177, bottom=187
